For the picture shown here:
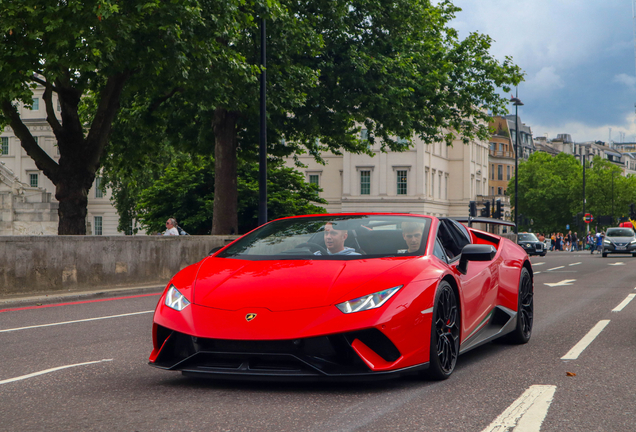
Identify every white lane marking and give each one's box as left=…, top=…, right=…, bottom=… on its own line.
left=561, top=320, right=610, bottom=360
left=546, top=266, right=564, bottom=271
left=608, top=262, right=625, bottom=266
left=568, top=262, right=581, bottom=266
left=612, top=294, right=636, bottom=312
left=534, top=272, right=541, bottom=275
left=0, top=310, right=153, bottom=333
left=480, top=385, right=557, bottom=432
left=532, top=262, right=546, bottom=266
left=543, top=279, right=576, bottom=287
left=0, top=359, right=113, bottom=385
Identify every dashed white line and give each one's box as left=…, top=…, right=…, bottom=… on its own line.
left=568, top=262, right=581, bottom=266
left=612, top=294, right=636, bottom=312
left=544, top=279, right=576, bottom=287
left=561, top=320, right=610, bottom=360
left=0, top=359, right=113, bottom=385
left=547, top=266, right=564, bottom=271
left=608, top=262, right=625, bottom=266
left=532, top=262, right=546, bottom=266
left=0, top=310, right=153, bottom=333
left=534, top=272, right=541, bottom=274
left=480, top=385, right=557, bottom=432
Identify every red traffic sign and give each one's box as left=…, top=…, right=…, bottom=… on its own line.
left=584, top=213, right=593, bottom=223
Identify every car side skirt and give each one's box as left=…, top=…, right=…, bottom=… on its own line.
left=459, top=306, right=517, bottom=354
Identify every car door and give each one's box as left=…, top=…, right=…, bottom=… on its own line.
left=437, top=219, right=496, bottom=340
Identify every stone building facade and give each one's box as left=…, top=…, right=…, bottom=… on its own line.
left=289, top=132, right=489, bottom=218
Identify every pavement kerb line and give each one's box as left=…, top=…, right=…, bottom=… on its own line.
left=0, top=284, right=165, bottom=308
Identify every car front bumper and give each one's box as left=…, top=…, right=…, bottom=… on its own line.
left=149, top=325, right=427, bottom=381
left=520, top=242, right=545, bottom=255
left=602, top=243, right=636, bottom=254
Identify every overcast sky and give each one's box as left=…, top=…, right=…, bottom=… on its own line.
left=452, top=0, right=636, bottom=143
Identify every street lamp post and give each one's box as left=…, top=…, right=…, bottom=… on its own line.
left=510, top=91, right=524, bottom=234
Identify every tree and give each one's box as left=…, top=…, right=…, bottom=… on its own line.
left=113, top=0, right=523, bottom=235
left=510, top=152, right=636, bottom=233
left=135, top=155, right=326, bottom=235
left=0, top=0, right=207, bottom=234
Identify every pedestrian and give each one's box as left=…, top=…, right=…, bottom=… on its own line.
left=571, top=231, right=578, bottom=251
left=164, top=218, right=179, bottom=236
left=587, top=233, right=594, bottom=252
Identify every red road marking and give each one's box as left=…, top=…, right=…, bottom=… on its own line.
left=0, top=292, right=161, bottom=313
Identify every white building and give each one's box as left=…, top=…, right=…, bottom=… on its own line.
left=290, top=133, right=489, bottom=217
left=0, top=85, right=121, bottom=235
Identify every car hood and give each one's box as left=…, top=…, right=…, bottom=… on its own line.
left=193, top=257, right=416, bottom=312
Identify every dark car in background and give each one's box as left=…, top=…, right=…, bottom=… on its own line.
left=517, top=233, right=546, bottom=256
left=602, top=227, right=636, bottom=257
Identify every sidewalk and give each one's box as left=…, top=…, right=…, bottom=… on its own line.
left=0, top=283, right=166, bottom=309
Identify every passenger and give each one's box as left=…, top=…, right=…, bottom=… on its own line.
left=315, top=222, right=360, bottom=255
left=399, top=221, right=426, bottom=253
left=163, top=218, right=179, bottom=236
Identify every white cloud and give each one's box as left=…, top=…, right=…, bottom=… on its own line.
left=614, top=73, right=636, bottom=90
left=526, top=67, right=565, bottom=94
left=529, top=109, right=636, bottom=143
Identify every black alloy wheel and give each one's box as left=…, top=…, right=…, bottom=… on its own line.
left=503, top=267, right=533, bottom=344
left=424, top=281, right=460, bottom=380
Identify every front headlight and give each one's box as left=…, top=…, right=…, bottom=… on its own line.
left=630, top=239, right=636, bottom=244
left=604, top=239, right=611, bottom=245
left=165, top=285, right=191, bottom=311
left=526, top=243, right=531, bottom=247
left=336, top=285, right=402, bottom=314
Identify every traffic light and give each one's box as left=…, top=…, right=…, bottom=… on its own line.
left=494, top=199, right=503, bottom=219
left=480, top=201, right=491, bottom=217
left=469, top=201, right=477, bottom=217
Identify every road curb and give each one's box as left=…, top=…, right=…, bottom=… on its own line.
left=0, top=284, right=165, bottom=309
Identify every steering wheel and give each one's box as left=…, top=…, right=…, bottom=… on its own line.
left=294, top=242, right=329, bottom=255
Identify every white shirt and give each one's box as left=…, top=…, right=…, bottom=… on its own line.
left=164, top=227, right=179, bottom=236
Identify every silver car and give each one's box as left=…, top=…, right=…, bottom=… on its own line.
left=602, top=227, right=636, bottom=257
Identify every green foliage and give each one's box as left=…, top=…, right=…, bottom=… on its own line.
left=135, top=156, right=326, bottom=235
left=510, top=152, right=636, bottom=233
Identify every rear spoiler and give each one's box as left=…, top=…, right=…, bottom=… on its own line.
left=451, top=217, right=516, bottom=228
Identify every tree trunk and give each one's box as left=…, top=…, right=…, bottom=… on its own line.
left=55, top=173, right=93, bottom=235
left=211, top=108, right=240, bottom=235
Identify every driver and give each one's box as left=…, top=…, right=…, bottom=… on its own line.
left=399, top=221, right=425, bottom=253
left=315, top=222, right=360, bottom=255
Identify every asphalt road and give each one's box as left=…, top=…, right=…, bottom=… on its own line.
left=1, top=251, right=635, bottom=432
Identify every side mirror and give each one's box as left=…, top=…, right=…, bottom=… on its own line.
left=457, top=244, right=496, bottom=275
left=209, top=246, right=223, bottom=256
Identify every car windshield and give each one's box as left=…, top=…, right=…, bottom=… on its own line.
left=518, top=233, right=538, bottom=242
left=606, top=228, right=635, bottom=237
left=217, top=215, right=432, bottom=260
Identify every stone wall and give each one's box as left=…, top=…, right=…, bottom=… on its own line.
left=0, top=235, right=238, bottom=297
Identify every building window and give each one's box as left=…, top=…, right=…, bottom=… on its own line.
left=498, top=187, right=503, bottom=195
left=308, top=174, right=319, bottom=186
left=507, top=166, right=511, bottom=180
left=497, top=165, right=503, bottom=180
left=360, top=170, right=371, bottom=195
left=397, top=170, right=408, bottom=195
left=32, top=98, right=39, bottom=110
left=1, top=137, right=7, bottom=155
left=438, top=171, right=442, bottom=198
left=491, top=164, right=494, bottom=180
left=94, top=216, right=103, bottom=236
left=491, top=186, right=494, bottom=195
left=431, top=170, right=436, bottom=198
left=95, top=176, right=104, bottom=198
left=29, top=173, right=39, bottom=187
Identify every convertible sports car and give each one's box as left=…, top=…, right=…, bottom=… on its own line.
left=149, top=214, right=533, bottom=381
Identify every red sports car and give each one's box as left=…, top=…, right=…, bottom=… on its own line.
left=149, top=214, right=533, bottom=381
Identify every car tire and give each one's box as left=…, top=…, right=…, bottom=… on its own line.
left=632, top=253, right=636, bottom=258
left=602, top=252, right=607, bottom=258
left=502, top=267, right=533, bottom=345
left=540, top=253, right=546, bottom=257
left=423, top=281, right=460, bottom=380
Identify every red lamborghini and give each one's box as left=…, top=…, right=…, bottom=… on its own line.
left=149, top=214, right=533, bottom=381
